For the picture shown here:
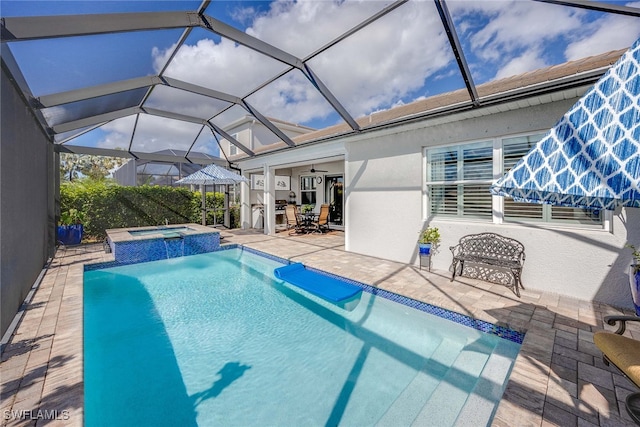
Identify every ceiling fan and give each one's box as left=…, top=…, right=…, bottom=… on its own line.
left=303, top=164, right=328, bottom=173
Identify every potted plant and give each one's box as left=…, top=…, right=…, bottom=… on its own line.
left=57, top=208, right=86, bottom=245
left=419, top=227, right=441, bottom=256
left=627, top=243, right=640, bottom=315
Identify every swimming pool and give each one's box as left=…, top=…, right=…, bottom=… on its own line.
left=84, top=247, right=521, bottom=426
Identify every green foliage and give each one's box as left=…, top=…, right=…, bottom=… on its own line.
left=302, top=204, right=314, bottom=213
left=229, top=205, right=240, bottom=229
left=419, top=227, right=441, bottom=245
left=627, top=244, right=640, bottom=273
left=60, top=179, right=245, bottom=239
left=59, top=208, right=85, bottom=225
left=203, top=192, right=226, bottom=225
left=60, top=181, right=230, bottom=239
left=60, top=153, right=128, bottom=182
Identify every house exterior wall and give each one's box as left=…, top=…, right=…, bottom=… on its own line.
left=1, top=69, right=55, bottom=338
left=252, top=126, right=281, bottom=150
left=220, top=118, right=315, bottom=156
left=345, top=98, right=640, bottom=309
left=113, top=159, right=137, bottom=186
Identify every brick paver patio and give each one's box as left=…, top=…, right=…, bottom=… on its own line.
left=1, top=229, right=639, bottom=426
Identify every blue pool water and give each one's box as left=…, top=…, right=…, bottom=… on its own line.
left=84, top=248, right=521, bottom=427
left=128, top=226, right=194, bottom=236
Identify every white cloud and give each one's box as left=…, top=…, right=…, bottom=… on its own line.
left=96, top=116, right=136, bottom=150
left=472, top=2, right=584, bottom=57
left=245, top=0, right=393, bottom=59
left=95, top=115, right=205, bottom=154
left=133, top=0, right=640, bottom=152
left=450, top=0, right=584, bottom=80
left=145, top=85, right=231, bottom=120
left=151, top=0, right=452, bottom=125
left=494, top=48, right=548, bottom=80
left=154, top=38, right=288, bottom=97
left=449, top=0, right=640, bottom=81
left=129, top=115, right=203, bottom=153
left=305, top=1, right=452, bottom=117
left=564, top=2, right=640, bottom=60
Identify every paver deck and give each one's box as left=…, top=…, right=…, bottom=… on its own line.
left=2, top=229, right=639, bottom=426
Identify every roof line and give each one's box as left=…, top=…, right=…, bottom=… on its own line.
left=242, top=101, right=296, bottom=147
left=205, top=121, right=255, bottom=157
left=237, top=55, right=616, bottom=161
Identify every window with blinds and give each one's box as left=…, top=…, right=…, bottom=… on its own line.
left=427, top=142, right=493, bottom=219
left=502, top=134, right=602, bottom=225
left=426, top=134, right=603, bottom=226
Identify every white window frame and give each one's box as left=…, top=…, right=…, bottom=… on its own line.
left=229, top=133, right=239, bottom=156
left=424, top=132, right=606, bottom=229
left=300, top=175, right=317, bottom=206
left=425, top=140, right=494, bottom=220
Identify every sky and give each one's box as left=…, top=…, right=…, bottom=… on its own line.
left=3, top=0, right=640, bottom=160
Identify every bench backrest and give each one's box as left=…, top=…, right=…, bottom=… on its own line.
left=453, top=233, right=525, bottom=262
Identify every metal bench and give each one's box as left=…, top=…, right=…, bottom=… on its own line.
left=450, top=232, right=526, bottom=297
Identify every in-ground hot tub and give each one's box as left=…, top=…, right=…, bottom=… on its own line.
left=105, top=224, right=220, bottom=265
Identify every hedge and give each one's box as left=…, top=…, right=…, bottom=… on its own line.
left=60, top=181, right=239, bottom=240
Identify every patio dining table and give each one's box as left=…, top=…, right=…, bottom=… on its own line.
left=299, top=211, right=318, bottom=233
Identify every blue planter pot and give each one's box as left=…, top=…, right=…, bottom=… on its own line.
left=630, top=265, right=640, bottom=316
left=419, top=243, right=432, bottom=256
left=57, top=224, right=83, bottom=245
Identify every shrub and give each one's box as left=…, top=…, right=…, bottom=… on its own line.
left=60, top=180, right=233, bottom=240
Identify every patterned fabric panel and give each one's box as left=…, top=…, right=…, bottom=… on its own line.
left=491, top=37, right=640, bottom=210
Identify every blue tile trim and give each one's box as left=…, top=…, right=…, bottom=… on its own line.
left=85, top=234, right=221, bottom=270
left=237, top=246, right=525, bottom=344
left=110, top=234, right=221, bottom=264
left=241, top=246, right=291, bottom=265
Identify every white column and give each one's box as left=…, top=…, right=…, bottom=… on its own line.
left=223, top=185, right=230, bottom=227
left=344, top=155, right=350, bottom=251
left=200, top=184, right=206, bottom=226
left=264, top=164, right=276, bottom=235
left=240, top=172, right=251, bottom=230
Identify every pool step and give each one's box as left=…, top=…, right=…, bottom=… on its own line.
left=453, top=339, right=520, bottom=426
left=410, top=338, right=496, bottom=426
left=376, top=338, right=465, bottom=426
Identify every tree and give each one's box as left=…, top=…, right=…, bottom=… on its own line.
left=60, top=153, right=128, bottom=182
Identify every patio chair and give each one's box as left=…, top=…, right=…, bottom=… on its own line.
left=309, top=204, right=330, bottom=234
left=594, top=315, right=640, bottom=424
left=285, top=205, right=303, bottom=235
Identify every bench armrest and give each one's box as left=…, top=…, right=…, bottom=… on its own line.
left=604, top=315, right=640, bottom=335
